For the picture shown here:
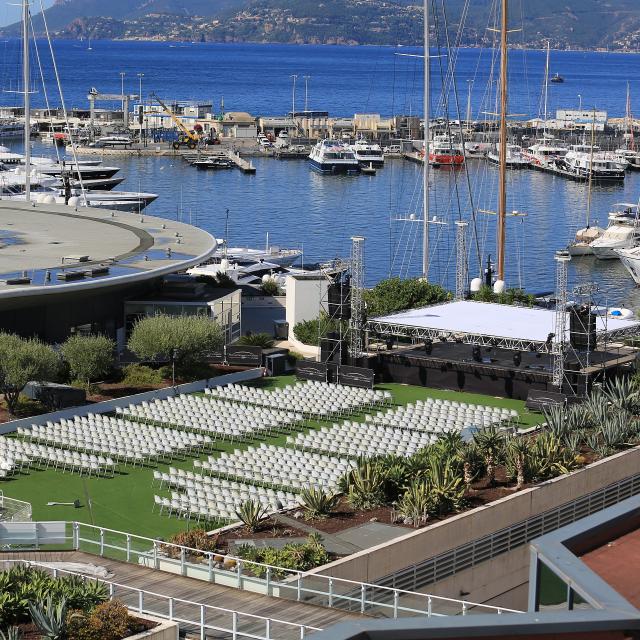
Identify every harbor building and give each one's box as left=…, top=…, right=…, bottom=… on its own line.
left=0, top=201, right=239, bottom=349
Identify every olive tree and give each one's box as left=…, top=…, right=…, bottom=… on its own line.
left=127, top=314, right=224, bottom=371
left=61, top=334, right=115, bottom=391
left=0, top=332, right=60, bottom=415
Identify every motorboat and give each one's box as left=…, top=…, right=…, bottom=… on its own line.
left=192, top=158, right=232, bottom=170
left=308, top=139, right=360, bottom=174
left=222, top=243, right=302, bottom=267
left=550, top=73, right=564, bottom=84
left=429, top=135, right=464, bottom=166
left=614, top=147, right=640, bottom=171
left=350, top=139, right=384, bottom=167
left=616, top=246, right=640, bottom=284
left=0, top=120, right=24, bottom=138
left=7, top=189, right=158, bottom=212
left=590, top=204, right=640, bottom=259
left=89, top=136, right=134, bottom=148
left=464, top=141, right=491, bottom=158
left=522, top=139, right=568, bottom=168
left=29, top=158, right=120, bottom=181
left=487, top=143, right=529, bottom=168
left=274, top=131, right=290, bottom=148
left=559, top=146, right=626, bottom=181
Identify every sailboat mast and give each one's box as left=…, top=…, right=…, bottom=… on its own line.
left=627, top=82, right=635, bottom=151
left=586, top=109, right=596, bottom=228
left=542, top=41, right=550, bottom=139
left=422, top=0, right=431, bottom=280
left=497, top=0, right=508, bottom=281
left=22, top=0, right=30, bottom=202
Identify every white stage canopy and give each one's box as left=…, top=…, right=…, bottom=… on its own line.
left=367, top=301, right=640, bottom=352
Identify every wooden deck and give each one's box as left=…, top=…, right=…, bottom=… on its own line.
left=0, top=551, right=360, bottom=638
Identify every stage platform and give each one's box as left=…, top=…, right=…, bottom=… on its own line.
left=371, top=342, right=638, bottom=400
left=368, top=301, right=640, bottom=352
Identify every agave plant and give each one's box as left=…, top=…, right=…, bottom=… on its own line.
left=28, top=596, right=68, bottom=640
left=602, top=376, right=640, bottom=413
left=299, top=487, right=340, bottom=519
left=455, top=443, right=483, bottom=490
left=346, top=460, right=386, bottom=510
left=0, top=626, right=21, bottom=640
left=600, top=412, right=631, bottom=449
left=473, top=426, right=505, bottom=487
left=424, top=455, right=466, bottom=516
left=542, top=405, right=569, bottom=439
left=562, top=430, right=582, bottom=458
left=396, top=480, right=431, bottom=527
left=529, top=433, right=576, bottom=480
left=235, top=499, right=268, bottom=533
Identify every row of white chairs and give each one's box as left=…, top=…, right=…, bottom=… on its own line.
left=205, top=380, right=389, bottom=417
left=200, top=443, right=355, bottom=491
left=0, top=437, right=116, bottom=477
left=289, top=421, right=436, bottom=458
left=20, top=419, right=210, bottom=465
left=118, top=395, right=302, bottom=441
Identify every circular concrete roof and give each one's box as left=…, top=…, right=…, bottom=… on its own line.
left=0, top=201, right=217, bottom=299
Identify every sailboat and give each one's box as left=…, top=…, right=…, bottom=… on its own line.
left=615, top=83, right=640, bottom=170
left=87, top=38, right=93, bottom=51
left=568, top=113, right=604, bottom=256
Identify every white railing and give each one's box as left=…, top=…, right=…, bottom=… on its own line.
left=0, top=521, right=521, bottom=618
left=2, top=560, right=317, bottom=640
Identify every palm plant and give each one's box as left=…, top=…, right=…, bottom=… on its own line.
left=455, top=443, right=483, bottom=490
left=506, top=437, right=531, bottom=490
left=235, top=499, right=268, bottom=532
left=474, top=426, right=505, bottom=486
left=28, top=596, right=68, bottom=640
left=299, top=487, right=340, bottom=519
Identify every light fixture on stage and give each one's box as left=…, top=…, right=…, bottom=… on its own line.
left=472, top=345, right=482, bottom=362
left=424, top=339, right=433, bottom=354
left=513, top=352, right=522, bottom=366
left=546, top=332, right=555, bottom=350
left=386, top=339, right=394, bottom=351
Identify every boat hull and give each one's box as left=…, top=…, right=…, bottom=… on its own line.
left=308, top=158, right=360, bottom=175
left=429, top=153, right=464, bottom=165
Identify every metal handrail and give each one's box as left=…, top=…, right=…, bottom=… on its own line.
left=2, top=559, right=320, bottom=640
left=65, top=521, right=519, bottom=616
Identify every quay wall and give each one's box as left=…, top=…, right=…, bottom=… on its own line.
left=308, top=446, right=640, bottom=599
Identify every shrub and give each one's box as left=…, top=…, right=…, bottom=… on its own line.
left=127, top=314, right=224, bottom=370
left=396, top=480, right=431, bottom=527
left=299, top=487, right=341, bottom=519
left=168, top=528, right=218, bottom=557
left=293, top=312, right=347, bottom=347
left=363, top=277, right=451, bottom=317
left=67, top=600, right=132, bottom=640
left=235, top=499, right=269, bottom=532
left=235, top=536, right=329, bottom=576
left=120, top=363, right=163, bottom=386
left=236, top=333, right=274, bottom=348
left=61, top=335, right=115, bottom=390
left=423, top=455, right=466, bottom=516
left=260, top=280, right=282, bottom=296
left=0, top=333, right=60, bottom=415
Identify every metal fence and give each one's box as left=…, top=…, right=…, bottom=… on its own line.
left=2, top=560, right=318, bottom=640
left=0, top=491, right=32, bottom=522
left=375, top=472, right=640, bottom=593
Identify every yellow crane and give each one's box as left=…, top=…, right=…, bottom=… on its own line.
left=150, top=92, right=200, bottom=150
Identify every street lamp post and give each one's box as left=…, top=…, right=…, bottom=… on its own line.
left=290, top=74, right=298, bottom=116
left=303, top=75, right=310, bottom=112
left=137, top=73, right=144, bottom=145
left=120, top=72, right=125, bottom=111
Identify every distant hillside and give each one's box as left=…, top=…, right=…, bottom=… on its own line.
left=5, top=0, right=640, bottom=50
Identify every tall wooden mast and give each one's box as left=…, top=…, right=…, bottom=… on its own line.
left=496, top=0, right=508, bottom=281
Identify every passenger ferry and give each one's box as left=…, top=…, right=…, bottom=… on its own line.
left=308, top=140, right=360, bottom=175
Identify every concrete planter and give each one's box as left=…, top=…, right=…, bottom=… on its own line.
left=127, top=613, right=179, bottom=640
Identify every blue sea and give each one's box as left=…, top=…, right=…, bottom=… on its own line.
left=4, top=40, right=640, bottom=306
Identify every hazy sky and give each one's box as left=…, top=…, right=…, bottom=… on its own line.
left=0, top=0, right=56, bottom=28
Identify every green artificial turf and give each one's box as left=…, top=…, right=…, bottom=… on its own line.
left=1, top=375, right=543, bottom=540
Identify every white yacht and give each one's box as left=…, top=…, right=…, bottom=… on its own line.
left=350, top=139, right=384, bottom=167
left=308, top=139, right=360, bottom=175
left=590, top=204, right=640, bottom=260
left=559, top=145, right=626, bottom=181
left=522, top=139, right=568, bottom=167
left=0, top=120, right=24, bottom=138
left=487, top=143, right=529, bottom=169
left=218, top=239, right=302, bottom=267
left=616, top=246, right=640, bottom=284
left=568, top=226, right=605, bottom=256
left=614, top=147, right=640, bottom=171
left=274, top=131, right=290, bottom=148
left=6, top=189, right=158, bottom=212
